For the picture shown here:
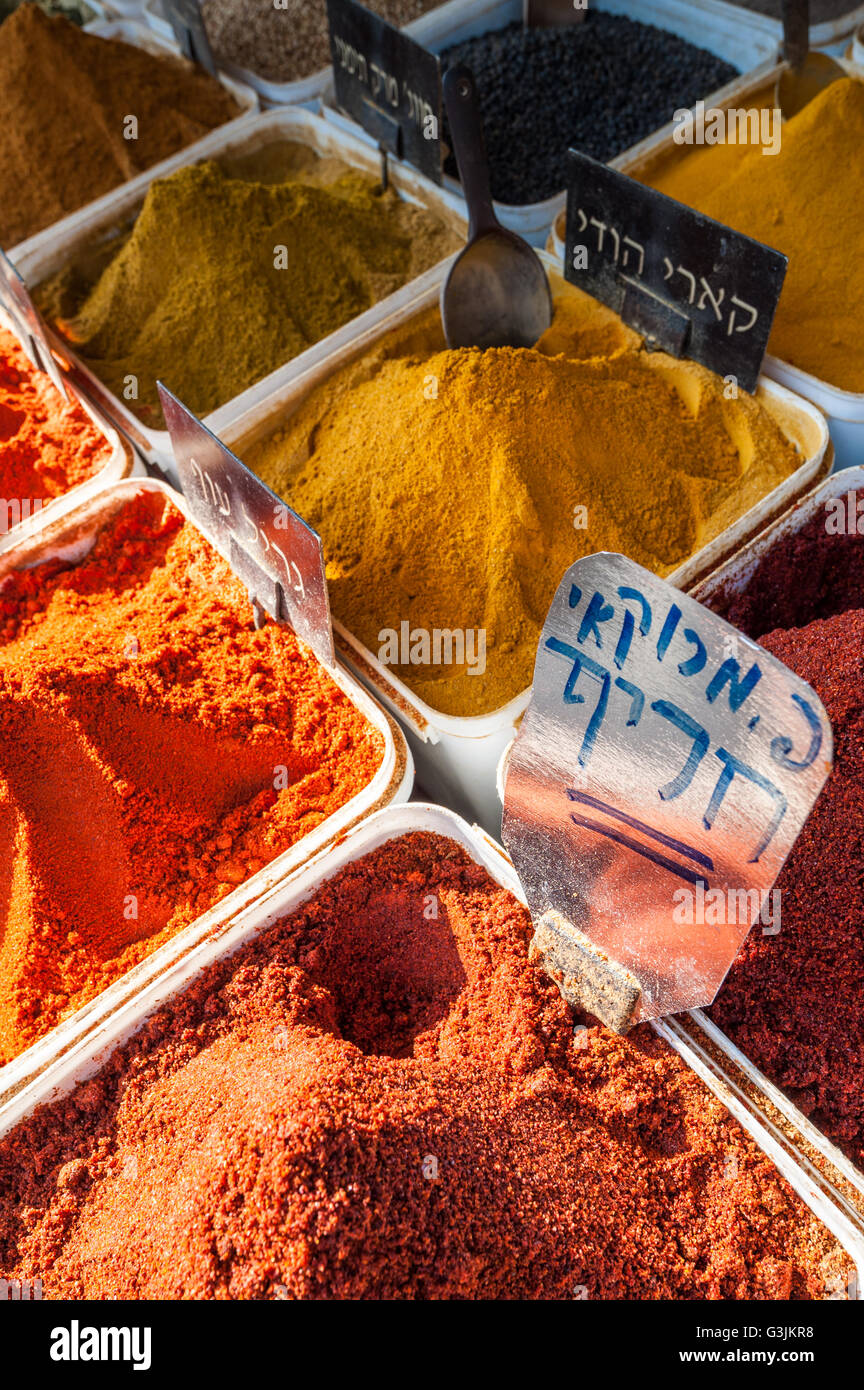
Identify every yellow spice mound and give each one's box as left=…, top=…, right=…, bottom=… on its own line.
left=248, top=290, right=801, bottom=718
left=645, top=77, right=864, bottom=394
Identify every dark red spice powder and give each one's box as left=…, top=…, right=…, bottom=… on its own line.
left=710, top=509, right=864, bottom=640
left=0, top=833, right=845, bottom=1300
left=0, top=488, right=384, bottom=1064
left=0, top=324, right=111, bottom=509
left=705, top=516, right=864, bottom=1170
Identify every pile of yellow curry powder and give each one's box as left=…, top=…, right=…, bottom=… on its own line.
left=247, top=288, right=802, bottom=719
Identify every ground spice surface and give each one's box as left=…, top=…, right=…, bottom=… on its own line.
left=248, top=291, right=801, bottom=718
left=645, top=78, right=864, bottom=393
left=705, top=518, right=864, bottom=1170
left=0, top=833, right=845, bottom=1299
left=37, top=146, right=460, bottom=426
left=0, top=489, right=384, bottom=1064
left=200, top=0, right=443, bottom=84
left=0, top=5, right=240, bottom=247
left=0, top=326, right=111, bottom=519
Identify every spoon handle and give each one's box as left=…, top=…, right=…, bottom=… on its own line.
left=443, top=64, right=500, bottom=240
left=782, top=0, right=809, bottom=69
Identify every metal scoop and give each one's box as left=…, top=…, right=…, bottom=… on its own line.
left=440, top=65, right=553, bottom=350
left=776, top=0, right=845, bottom=120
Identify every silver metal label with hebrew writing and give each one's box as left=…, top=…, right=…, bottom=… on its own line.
left=0, top=248, right=69, bottom=400
left=159, top=385, right=335, bottom=670
left=502, top=554, right=832, bottom=1028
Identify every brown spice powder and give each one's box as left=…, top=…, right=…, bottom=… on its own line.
left=0, top=5, right=240, bottom=247
left=0, top=833, right=845, bottom=1299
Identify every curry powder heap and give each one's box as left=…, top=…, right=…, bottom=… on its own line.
left=247, top=290, right=802, bottom=718
left=644, top=77, right=864, bottom=394
left=0, top=832, right=846, bottom=1299
left=38, top=151, right=460, bottom=425
left=0, top=490, right=384, bottom=1064
left=0, top=4, right=240, bottom=248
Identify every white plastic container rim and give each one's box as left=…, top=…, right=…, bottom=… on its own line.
left=555, top=55, right=864, bottom=426
left=0, top=475, right=414, bottom=1106
left=720, top=1, right=864, bottom=50
left=681, top=464, right=864, bottom=1210
left=217, top=247, right=832, bottom=754
left=0, top=313, right=138, bottom=554
left=0, top=800, right=860, bottom=1294
left=322, top=0, right=780, bottom=244
left=11, top=104, right=467, bottom=468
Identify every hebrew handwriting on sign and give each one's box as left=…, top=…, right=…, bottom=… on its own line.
left=564, top=152, right=787, bottom=395
left=543, top=578, right=824, bottom=864
left=189, top=460, right=306, bottom=598
left=575, top=215, right=763, bottom=337
left=575, top=208, right=645, bottom=273
left=661, top=257, right=758, bottom=335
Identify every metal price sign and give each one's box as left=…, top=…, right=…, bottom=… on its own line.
left=162, top=0, right=217, bottom=76
left=159, top=385, right=335, bottom=670
left=326, top=0, right=442, bottom=184
left=502, top=554, right=832, bottom=1032
left=563, top=151, right=787, bottom=394
left=0, top=248, right=69, bottom=400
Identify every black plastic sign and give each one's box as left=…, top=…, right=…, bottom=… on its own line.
left=563, top=150, right=788, bottom=394
left=502, top=554, right=831, bottom=1031
left=159, top=385, right=335, bottom=670
left=326, top=0, right=442, bottom=184
left=0, top=248, right=69, bottom=400
left=162, top=0, right=217, bottom=76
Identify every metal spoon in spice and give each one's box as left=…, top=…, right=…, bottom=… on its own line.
left=440, top=64, right=552, bottom=351
left=776, top=0, right=845, bottom=120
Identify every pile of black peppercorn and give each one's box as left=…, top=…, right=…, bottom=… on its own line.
left=440, top=13, right=739, bottom=206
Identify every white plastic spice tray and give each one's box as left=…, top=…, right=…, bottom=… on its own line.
left=0, top=800, right=860, bottom=1297
left=143, top=0, right=462, bottom=110
left=0, top=475, right=414, bottom=1110
left=10, top=105, right=467, bottom=476
left=0, top=329, right=138, bottom=555
left=549, top=57, right=864, bottom=470
left=141, top=0, right=330, bottom=107
left=323, top=0, right=779, bottom=246
left=213, top=250, right=833, bottom=836
left=676, top=464, right=864, bottom=1218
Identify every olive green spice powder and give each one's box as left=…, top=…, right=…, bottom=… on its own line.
left=39, top=155, right=459, bottom=425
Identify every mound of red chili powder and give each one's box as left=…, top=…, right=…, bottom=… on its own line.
left=0, top=833, right=845, bottom=1299
left=0, top=489, right=383, bottom=1063
left=0, top=325, right=111, bottom=515
left=707, top=543, right=864, bottom=1170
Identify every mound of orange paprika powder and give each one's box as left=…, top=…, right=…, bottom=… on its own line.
left=0, top=489, right=384, bottom=1064
left=0, top=832, right=846, bottom=1299
left=0, top=325, right=111, bottom=521
left=705, top=516, right=864, bottom=1172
